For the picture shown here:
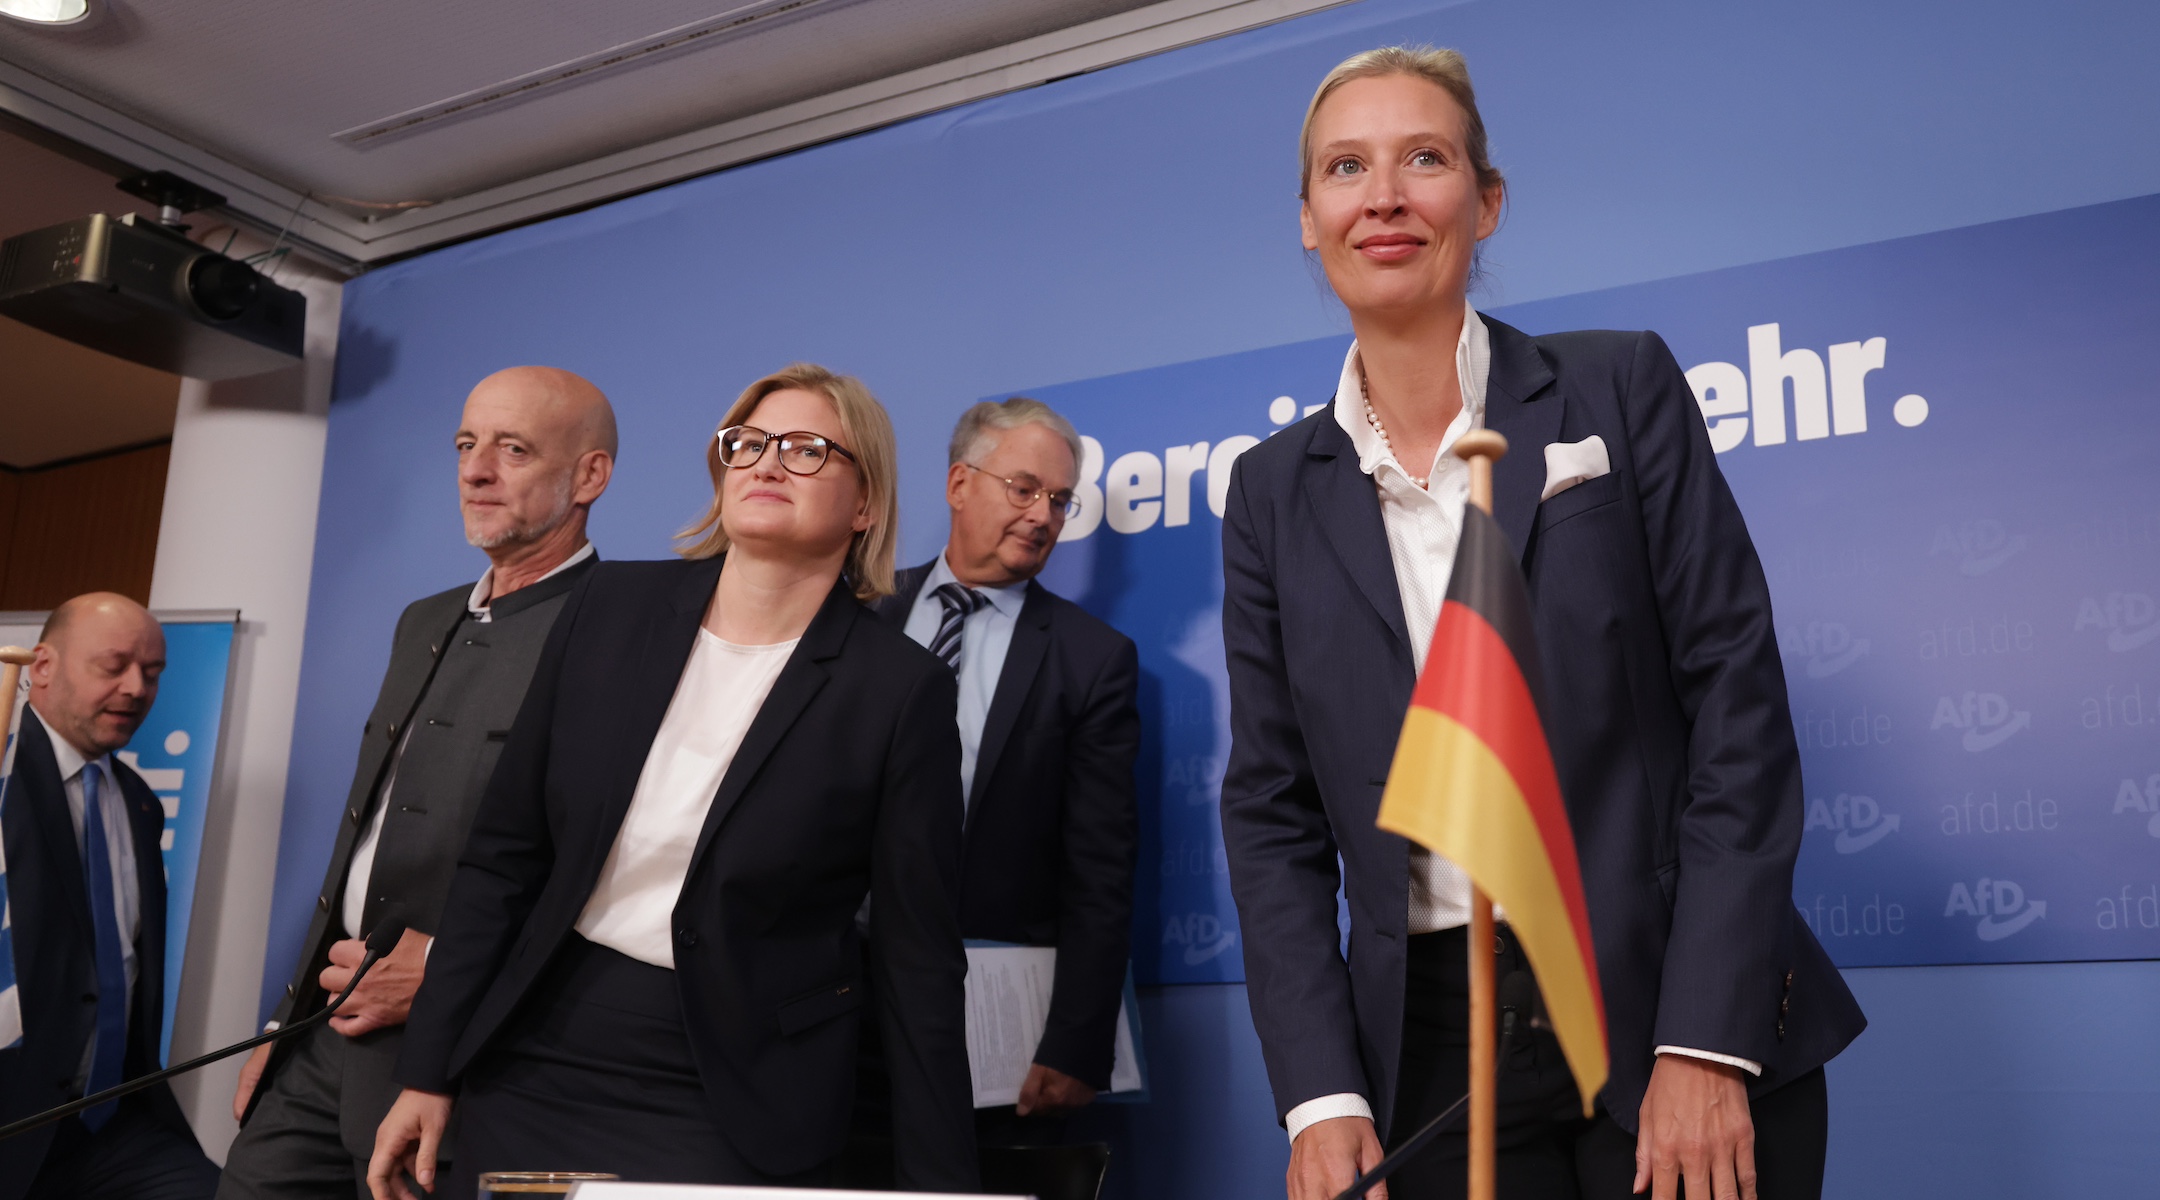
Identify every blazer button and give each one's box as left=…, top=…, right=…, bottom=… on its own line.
left=1776, top=1020, right=1786, bottom=1041
left=1784, top=970, right=1794, bottom=988
left=349, top=807, right=362, bottom=824
left=286, top=984, right=297, bottom=997
left=676, top=928, right=698, bottom=947
left=318, top=895, right=330, bottom=911
left=387, top=722, right=399, bottom=739
left=1780, top=997, right=1791, bottom=1016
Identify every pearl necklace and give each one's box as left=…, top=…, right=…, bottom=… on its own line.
left=1358, top=364, right=1429, bottom=488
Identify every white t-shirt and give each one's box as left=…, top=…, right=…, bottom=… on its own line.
left=574, top=628, right=797, bottom=968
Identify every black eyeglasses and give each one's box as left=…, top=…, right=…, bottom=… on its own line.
left=963, top=462, right=1079, bottom=519
left=717, top=425, right=859, bottom=476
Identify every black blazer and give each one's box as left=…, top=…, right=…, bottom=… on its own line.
left=0, top=710, right=197, bottom=1200
left=396, top=558, right=977, bottom=1189
left=875, top=563, right=1140, bottom=1090
left=1219, top=315, right=1866, bottom=1137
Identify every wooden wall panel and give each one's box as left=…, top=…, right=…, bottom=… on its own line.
left=0, top=469, right=17, bottom=602
left=0, top=442, right=169, bottom=610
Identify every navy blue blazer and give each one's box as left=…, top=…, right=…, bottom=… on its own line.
left=0, top=710, right=196, bottom=1200
left=397, top=559, right=977, bottom=1189
left=1218, top=315, right=1866, bottom=1137
left=874, top=563, right=1140, bottom=1090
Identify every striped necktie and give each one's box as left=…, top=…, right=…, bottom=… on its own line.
left=80, top=762, right=128, bottom=1130
left=927, top=583, right=989, bottom=673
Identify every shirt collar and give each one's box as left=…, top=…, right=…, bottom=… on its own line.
left=469, top=540, right=596, bottom=619
left=26, top=703, right=105, bottom=784
left=1334, top=304, right=1492, bottom=478
left=927, top=550, right=1029, bottom=619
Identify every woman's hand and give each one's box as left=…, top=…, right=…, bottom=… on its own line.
left=369, top=1088, right=454, bottom=1200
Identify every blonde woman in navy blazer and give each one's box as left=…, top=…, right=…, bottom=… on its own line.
left=1219, top=47, right=1865, bottom=1200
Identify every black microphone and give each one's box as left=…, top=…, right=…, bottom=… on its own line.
left=0, top=918, right=409, bottom=1142
left=1331, top=970, right=1538, bottom=1200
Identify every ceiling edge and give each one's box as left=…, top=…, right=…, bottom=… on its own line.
left=0, top=0, right=1347, bottom=269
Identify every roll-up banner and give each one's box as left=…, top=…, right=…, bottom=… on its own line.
left=1, top=609, right=239, bottom=1062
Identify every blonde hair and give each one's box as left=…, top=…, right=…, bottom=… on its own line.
left=675, top=363, right=899, bottom=602
left=1297, top=45, right=1506, bottom=201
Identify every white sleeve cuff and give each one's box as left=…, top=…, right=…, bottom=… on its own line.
left=1285, top=1092, right=1374, bottom=1144
left=261, top=1020, right=281, bottom=1034
left=1655, top=1045, right=1762, bottom=1076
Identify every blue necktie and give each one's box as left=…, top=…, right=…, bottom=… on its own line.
left=927, top=583, right=989, bottom=673
left=80, top=763, right=127, bottom=1131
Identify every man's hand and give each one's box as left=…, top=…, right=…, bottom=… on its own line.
left=231, top=1043, right=273, bottom=1123
left=319, top=928, right=432, bottom=1038
left=1015, top=1062, right=1097, bottom=1117
left=1634, top=1054, right=1756, bottom=1200
left=369, top=1087, right=453, bottom=1200
left=1288, top=1115, right=1386, bottom=1200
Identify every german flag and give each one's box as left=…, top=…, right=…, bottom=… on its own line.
left=1376, top=502, right=1608, bottom=1112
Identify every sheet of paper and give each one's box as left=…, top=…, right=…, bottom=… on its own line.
left=963, top=944, right=1142, bottom=1108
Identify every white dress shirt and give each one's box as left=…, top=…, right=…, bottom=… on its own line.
left=1282, top=310, right=1755, bottom=1145
left=574, top=628, right=796, bottom=968
left=29, top=706, right=140, bottom=1088
left=900, top=551, right=1028, bottom=807
left=343, top=541, right=597, bottom=941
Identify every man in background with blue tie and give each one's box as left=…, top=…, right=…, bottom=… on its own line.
left=0, top=593, right=218, bottom=1200
left=868, top=398, right=1140, bottom=1147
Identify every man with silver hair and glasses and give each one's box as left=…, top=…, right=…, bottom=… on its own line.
left=219, top=367, right=616, bottom=1200
left=860, top=397, right=1140, bottom=1149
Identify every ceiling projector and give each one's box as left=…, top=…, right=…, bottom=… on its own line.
left=0, top=171, right=305, bottom=380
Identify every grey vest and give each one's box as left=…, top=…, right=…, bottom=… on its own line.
left=247, top=557, right=589, bottom=1155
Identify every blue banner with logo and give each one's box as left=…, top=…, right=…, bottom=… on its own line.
left=1020, top=192, right=2160, bottom=977
left=125, top=616, right=238, bottom=1061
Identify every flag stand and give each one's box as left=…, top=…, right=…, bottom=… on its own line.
left=0, top=645, right=30, bottom=741
left=1453, top=428, right=1508, bottom=1200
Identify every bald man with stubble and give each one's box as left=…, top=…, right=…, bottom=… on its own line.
left=219, top=368, right=617, bottom=1200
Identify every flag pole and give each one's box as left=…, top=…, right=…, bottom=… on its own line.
left=1452, top=429, right=1508, bottom=1200
left=0, top=646, right=30, bottom=742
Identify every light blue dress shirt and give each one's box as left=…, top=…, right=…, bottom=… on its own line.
left=901, top=551, right=1028, bottom=808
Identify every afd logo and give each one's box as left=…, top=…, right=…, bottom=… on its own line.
left=1944, top=878, right=2047, bottom=942
left=1162, top=912, right=1238, bottom=966
left=1780, top=620, right=1870, bottom=679
left=2113, top=774, right=2160, bottom=839
left=1684, top=323, right=1929, bottom=454
left=1929, top=520, right=2028, bottom=576
left=1803, top=793, right=1899, bottom=853
left=116, top=728, right=193, bottom=852
left=2075, top=592, right=2160, bottom=653
left=1930, top=691, right=2031, bottom=752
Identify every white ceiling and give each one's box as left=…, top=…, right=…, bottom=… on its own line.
left=0, top=0, right=1344, bottom=266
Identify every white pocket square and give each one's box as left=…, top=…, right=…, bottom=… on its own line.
left=1541, top=436, right=1610, bottom=502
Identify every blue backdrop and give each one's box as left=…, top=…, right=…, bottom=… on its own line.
left=274, top=1, right=2160, bottom=1194
left=1027, top=192, right=2160, bottom=977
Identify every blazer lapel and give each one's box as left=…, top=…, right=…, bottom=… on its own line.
left=967, top=582, right=1050, bottom=820
left=1480, top=315, right=1563, bottom=559
left=1302, top=416, right=1414, bottom=662
left=591, top=557, right=723, bottom=841
left=686, top=579, right=855, bottom=868
left=14, top=712, right=94, bottom=942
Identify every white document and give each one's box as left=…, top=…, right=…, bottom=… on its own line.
left=963, top=944, right=1142, bottom=1109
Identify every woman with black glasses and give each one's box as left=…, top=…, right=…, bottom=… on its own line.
left=367, top=364, right=977, bottom=1199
